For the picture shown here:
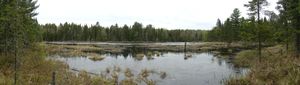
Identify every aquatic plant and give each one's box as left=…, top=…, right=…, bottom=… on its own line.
left=184, top=52, right=193, bottom=60
left=113, top=66, right=121, bottom=73
left=134, top=53, right=145, bottom=61
left=160, top=71, right=167, bottom=79
left=88, top=54, right=105, bottom=61
left=153, top=51, right=161, bottom=56
left=124, top=68, right=134, bottom=78
left=140, top=69, right=150, bottom=78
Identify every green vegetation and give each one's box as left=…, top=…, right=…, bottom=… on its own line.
left=226, top=45, right=300, bottom=85
left=0, top=44, right=161, bottom=85
left=0, top=44, right=109, bottom=84
left=0, top=0, right=42, bottom=52
left=207, top=0, right=300, bottom=57
left=0, top=0, right=42, bottom=84
left=221, top=0, right=300, bottom=84
left=1, top=0, right=300, bottom=84
left=41, top=22, right=207, bottom=42
left=233, top=50, right=258, bottom=67
left=208, top=8, right=278, bottom=46
left=88, top=55, right=105, bottom=61
left=0, top=44, right=104, bottom=85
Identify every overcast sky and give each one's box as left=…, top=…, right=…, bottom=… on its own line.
left=36, top=0, right=278, bottom=30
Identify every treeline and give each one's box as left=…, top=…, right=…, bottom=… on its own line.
left=207, top=8, right=285, bottom=44
left=41, top=22, right=207, bottom=42
left=207, top=0, right=299, bottom=53
left=0, top=0, right=41, bottom=52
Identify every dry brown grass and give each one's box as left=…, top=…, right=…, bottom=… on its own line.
left=134, top=53, right=145, bottom=61
left=45, top=44, right=103, bottom=56
left=0, top=44, right=161, bottom=85
left=226, top=45, right=300, bottom=85
left=88, top=54, right=105, bottom=61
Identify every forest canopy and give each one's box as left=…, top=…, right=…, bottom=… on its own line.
left=41, top=22, right=207, bottom=42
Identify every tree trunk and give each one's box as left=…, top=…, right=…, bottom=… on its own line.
left=295, top=13, right=300, bottom=57
left=285, top=22, right=289, bottom=52
left=296, top=19, right=300, bottom=57
left=296, top=33, right=300, bottom=57
left=257, top=0, right=262, bottom=61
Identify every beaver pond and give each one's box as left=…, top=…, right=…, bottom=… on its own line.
left=47, top=43, right=248, bottom=85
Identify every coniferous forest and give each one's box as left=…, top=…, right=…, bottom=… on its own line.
left=41, top=22, right=206, bottom=42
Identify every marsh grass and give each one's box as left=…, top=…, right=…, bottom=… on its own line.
left=226, top=45, right=300, bottom=85
left=87, top=54, right=106, bottom=61
left=233, top=50, right=258, bottom=67
left=101, top=67, right=164, bottom=85
left=0, top=43, right=164, bottom=85
left=45, top=44, right=104, bottom=56
left=133, top=53, right=145, bottom=61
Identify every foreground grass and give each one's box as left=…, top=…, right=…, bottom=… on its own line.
left=0, top=43, right=157, bottom=85
left=226, top=45, right=300, bottom=85
left=0, top=44, right=112, bottom=85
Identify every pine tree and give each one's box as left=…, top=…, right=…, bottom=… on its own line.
left=132, top=22, right=143, bottom=41
left=278, top=0, right=300, bottom=56
left=245, top=0, right=269, bottom=58
left=230, top=8, right=241, bottom=41
left=122, top=25, right=130, bottom=41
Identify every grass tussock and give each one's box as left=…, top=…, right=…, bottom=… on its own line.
left=226, top=45, right=300, bottom=85
left=45, top=44, right=103, bottom=56
left=87, top=54, right=106, bottom=61
left=233, top=50, right=258, bottom=67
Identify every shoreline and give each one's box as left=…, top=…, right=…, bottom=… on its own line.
left=44, top=42, right=263, bottom=59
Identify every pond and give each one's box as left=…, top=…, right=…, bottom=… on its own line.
left=49, top=49, right=247, bottom=85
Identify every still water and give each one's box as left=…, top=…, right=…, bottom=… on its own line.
left=51, top=52, right=246, bottom=85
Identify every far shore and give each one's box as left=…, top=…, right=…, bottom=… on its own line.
left=45, top=42, right=261, bottom=55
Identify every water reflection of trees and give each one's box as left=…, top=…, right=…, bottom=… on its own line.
left=106, top=52, right=163, bottom=61
left=131, top=51, right=162, bottom=61
left=110, top=47, right=165, bottom=61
